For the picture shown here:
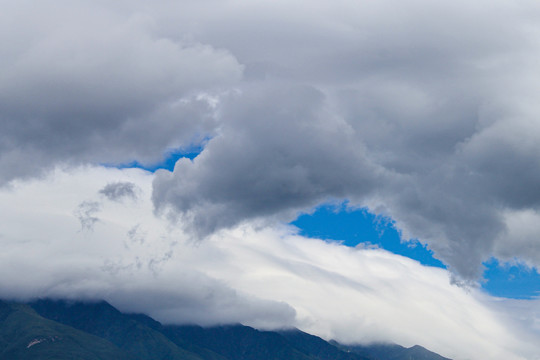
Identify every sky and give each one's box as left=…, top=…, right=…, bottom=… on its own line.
left=2, top=0, right=540, bottom=359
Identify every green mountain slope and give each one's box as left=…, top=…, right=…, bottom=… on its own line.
left=29, top=299, right=206, bottom=360
left=0, top=300, right=126, bottom=360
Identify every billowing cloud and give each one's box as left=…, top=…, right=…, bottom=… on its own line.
left=1, top=167, right=539, bottom=360
left=147, top=0, right=540, bottom=280
left=152, top=84, right=382, bottom=235
left=0, top=0, right=242, bottom=183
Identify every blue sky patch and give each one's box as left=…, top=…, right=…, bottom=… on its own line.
left=110, top=146, right=203, bottom=172
left=291, top=203, right=540, bottom=299
left=482, top=258, right=540, bottom=299
left=291, top=203, right=446, bottom=268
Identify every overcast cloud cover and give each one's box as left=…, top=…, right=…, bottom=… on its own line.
left=2, top=0, right=540, bottom=358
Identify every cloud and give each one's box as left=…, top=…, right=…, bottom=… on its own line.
left=2, top=0, right=540, bottom=317
left=3, top=2, right=540, bottom=358
left=147, top=0, right=540, bottom=280
left=0, top=0, right=242, bottom=183
left=99, top=182, right=139, bottom=202
left=0, top=166, right=295, bottom=329
left=1, top=166, right=539, bottom=360
left=74, top=200, right=101, bottom=232
left=204, top=226, right=540, bottom=360
left=152, top=84, right=382, bottom=235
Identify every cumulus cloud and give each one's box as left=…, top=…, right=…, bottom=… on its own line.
left=1, top=167, right=539, bottom=360
left=147, top=0, right=540, bottom=280
left=152, top=84, right=382, bottom=235
left=0, top=0, right=242, bottom=183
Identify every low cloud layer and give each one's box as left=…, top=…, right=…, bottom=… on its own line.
left=1, top=167, right=539, bottom=360
left=0, top=167, right=294, bottom=329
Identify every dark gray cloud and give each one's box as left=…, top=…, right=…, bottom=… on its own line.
left=153, top=84, right=383, bottom=236
left=0, top=0, right=242, bottom=184
left=100, top=182, right=139, bottom=202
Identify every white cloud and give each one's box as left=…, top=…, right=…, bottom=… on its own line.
left=1, top=166, right=539, bottom=360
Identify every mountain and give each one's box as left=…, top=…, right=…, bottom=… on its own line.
left=163, top=324, right=319, bottom=360
left=0, top=298, right=451, bottom=360
left=0, top=300, right=126, bottom=360
left=333, top=342, right=451, bottom=360
left=28, top=299, right=208, bottom=360
left=278, top=329, right=369, bottom=360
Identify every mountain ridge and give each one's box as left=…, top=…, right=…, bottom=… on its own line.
left=0, top=298, right=451, bottom=360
